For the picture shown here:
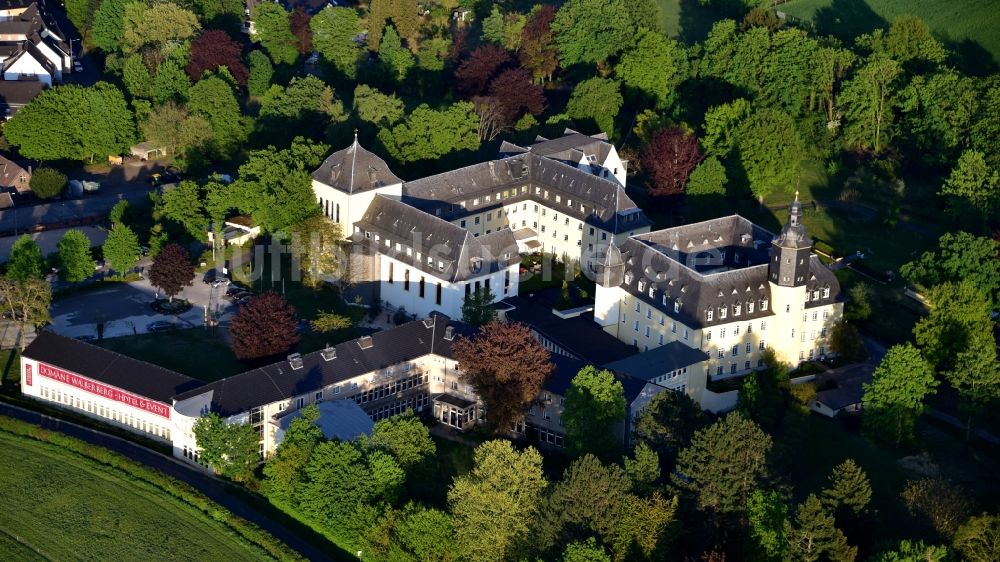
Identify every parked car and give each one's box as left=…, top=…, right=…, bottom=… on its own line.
left=203, top=270, right=217, bottom=284
left=146, top=321, right=177, bottom=333
left=73, top=61, right=83, bottom=73
left=212, top=278, right=230, bottom=288
left=226, top=284, right=249, bottom=297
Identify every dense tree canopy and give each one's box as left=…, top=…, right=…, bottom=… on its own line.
left=6, top=236, right=43, bottom=281
left=862, top=343, right=937, bottom=446
left=230, top=292, right=300, bottom=360
left=451, top=320, right=554, bottom=432
left=57, top=230, right=96, bottom=282
left=6, top=83, right=136, bottom=162
left=562, top=367, right=626, bottom=460
left=253, top=3, right=299, bottom=65
left=448, top=440, right=546, bottom=562
left=310, top=6, right=361, bottom=78
left=187, top=30, right=247, bottom=85
left=551, top=0, right=632, bottom=67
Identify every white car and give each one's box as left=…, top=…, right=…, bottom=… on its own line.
left=73, top=61, right=83, bottom=73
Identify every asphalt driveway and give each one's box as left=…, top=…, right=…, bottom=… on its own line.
left=49, top=277, right=236, bottom=339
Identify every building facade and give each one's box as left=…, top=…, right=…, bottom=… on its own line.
left=594, top=198, right=843, bottom=403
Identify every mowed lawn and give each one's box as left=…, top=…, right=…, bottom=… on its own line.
left=780, top=0, right=1000, bottom=66
left=0, top=431, right=268, bottom=561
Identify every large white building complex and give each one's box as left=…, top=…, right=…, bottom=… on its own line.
left=17, top=129, right=843, bottom=468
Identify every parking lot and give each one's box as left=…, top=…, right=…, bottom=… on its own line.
left=49, top=276, right=241, bottom=340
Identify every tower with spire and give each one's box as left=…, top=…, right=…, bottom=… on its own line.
left=309, top=135, right=403, bottom=237
left=768, top=192, right=812, bottom=288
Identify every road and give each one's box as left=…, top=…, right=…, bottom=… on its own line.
left=0, top=400, right=344, bottom=561
left=0, top=189, right=152, bottom=237
left=0, top=225, right=107, bottom=264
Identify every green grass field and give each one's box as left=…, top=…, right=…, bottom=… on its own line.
left=779, top=0, right=1000, bottom=68
left=0, top=430, right=271, bottom=561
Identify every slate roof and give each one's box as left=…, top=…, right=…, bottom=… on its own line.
left=499, top=296, right=638, bottom=365
left=541, top=344, right=668, bottom=405
left=311, top=137, right=402, bottom=194
left=22, top=332, right=204, bottom=403
left=174, top=314, right=471, bottom=417
left=0, top=79, right=44, bottom=110
left=526, top=129, right=617, bottom=168
left=401, top=151, right=650, bottom=234
left=608, top=215, right=841, bottom=329
left=605, top=342, right=710, bottom=382
left=0, top=2, right=43, bottom=37
left=354, top=194, right=520, bottom=282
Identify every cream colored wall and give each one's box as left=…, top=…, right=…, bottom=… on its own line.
left=453, top=200, right=648, bottom=266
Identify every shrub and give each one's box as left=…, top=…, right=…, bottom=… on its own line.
left=29, top=168, right=68, bottom=199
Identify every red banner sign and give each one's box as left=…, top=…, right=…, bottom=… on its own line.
left=36, top=362, right=171, bottom=419
left=24, top=364, right=31, bottom=387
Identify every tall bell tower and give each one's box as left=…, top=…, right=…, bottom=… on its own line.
left=768, top=193, right=812, bottom=365
left=769, top=193, right=812, bottom=287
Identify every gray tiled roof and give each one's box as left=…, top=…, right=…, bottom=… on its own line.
left=402, top=152, right=650, bottom=234
left=354, top=195, right=520, bottom=282
left=610, top=216, right=841, bottom=329
left=527, top=129, right=615, bottom=168
left=174, top=314, right=470, bottom=417
left=23, top=332, right=204, bottom=403
left=311, top=138, right=402, bottom=194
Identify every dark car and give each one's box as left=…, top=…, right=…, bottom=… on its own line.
left=203, top=269, right=218, bottom=284
left=226, top=283, right=249, bottom=296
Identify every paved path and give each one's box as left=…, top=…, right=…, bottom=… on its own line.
left=0, top=226, right=107, bottom=264
left=49, top=276, right=236, bottom=339
left=0, top=400, right=344, bottom=561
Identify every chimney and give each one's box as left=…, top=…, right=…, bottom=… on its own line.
left=358, top=335, right=374, bottom=350
left=320, top=345, right=336, bottom=361
left=287, top=353, right=303, bottom=370
left=443, top=326, right=455, bottom=341
left=422, top=316, right=435, bottom=328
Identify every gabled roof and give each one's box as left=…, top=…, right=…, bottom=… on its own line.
left=311, top=137, right=402, bottom=194
left=174, top=314, right=470, bottom=417
left=527, top=129, right=616, bottom=167
left=354, top=194, right=520, bottom=282
left=3, top=40, right=55, bottom=75
left=22, top=332, right=204, bottom=403
left=402, top=151, right=650, bottom=234
left=0, top=154, right=27, bottom=186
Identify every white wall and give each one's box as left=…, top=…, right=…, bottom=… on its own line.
left=378, top=254, right=518, bottom=319
left=20, top=355, right=174, bottom=442
left=313, top=179, right=402, bottom=238
left=3, top=54, right=51, bottom=86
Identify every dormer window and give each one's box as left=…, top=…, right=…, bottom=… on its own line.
left=734, top=304, right=741, bottom=317
left=805, top=292, right=811, bottom=302
left=638, top=280, right=646, bottom=292
left=648, top=287, right=655, bottom=298
left=720, top=307, right=728, bottom=320
left=822, top=287, right=830, bottom=298
left=748, top=301, right=755, bottom=313
left=673, top=301, right=680, bottom=313
left=813, top=290, right=820, bottom=300
left=706, top=309, right=714, bottom=322
left=761, top=298, right=769, bottom=311
left=624, top=272, right=633, bottom=284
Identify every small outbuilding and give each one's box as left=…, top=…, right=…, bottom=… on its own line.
left=129, top=142, right=167, bottom=161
